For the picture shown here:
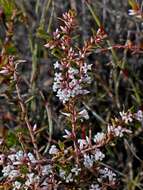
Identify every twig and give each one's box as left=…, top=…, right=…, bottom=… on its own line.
left=14, top=67, right=40, bottom=160
left=40, top=90, right=53, bottom=154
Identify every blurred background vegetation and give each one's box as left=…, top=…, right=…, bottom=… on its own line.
left=1, top=0, right=143, bottom=189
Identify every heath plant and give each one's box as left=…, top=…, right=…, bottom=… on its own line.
left=0, top=1, right=143, bottom=190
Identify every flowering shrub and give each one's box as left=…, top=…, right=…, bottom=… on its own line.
left=0, top=0, right=143, bottom=190
left=44, top=11, right=106, bottom=104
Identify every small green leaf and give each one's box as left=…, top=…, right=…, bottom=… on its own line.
left=36, top=28, right=51, bottom=40
left=20, top=164, right=28, bottom=175
left=58, top=140, right=65, bottom=151
left=6, top=45, right=17, bottom=55
left=6, top=131, right=18, bottom=147
left=51, top=48, right=63, bottom=59
left=0, top=0, right=15, bottom=18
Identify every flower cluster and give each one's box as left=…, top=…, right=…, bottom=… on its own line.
left=49, top=144, right=59, bottom=155
left=53, top=60, right=92, bottom=103
left=88, top=167, right=116, bottom=190
left=57, top=109, right=141, bottom=188
left=99, top=167, right=116, bottom=183
left=0, top=109, right=141, bottom=189
left=83, top=149, right=105, bottom=168
left=119, top=110, right=133, bottom=124
left=1, top=150, right=53, bottom=190
left=89, top=184, right=101, bottom=190
left=93, top=132, right=105, bottom=144
left=45, top=11, right=107, bottom=104
left=59, top=165, right=81, bottom=183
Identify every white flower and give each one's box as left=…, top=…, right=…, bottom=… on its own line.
left=63, top=129, right=71, bottom=139
left=25, top=173, right=40, bottom=186
left=69, top=78, right=78, bottom=88
left=78, top=139, right=87, bottom=150
left=49, top=145, right=59, bottom=155
left=128, top=9, right=137, bottom=16
left=94, top=132, right=105, bottom=144
left=108, top=125, right=132, bottom=137
left=81, top=63, right=92, bottom=74
left=78, top=109, right=89, bottom=120
left=135, top=110, right=143, bottom=121
left=54, top=72, right=63, bottom=81
left=53, top=72, right=63, bottom=92
left=42, top=164, right=52, bottom=175
left=8, top=154, right=16, bottom=162
left=71, top=165, right=81, bottom=176
left=90, top=184, right=101, bottom=190
left=114, top=125, right=124, bottom=137
left=9, top=169, right=20, bottom=179
left=54, top=61, right=60, bottom=69
left=65, top=173, right=73, bottom=183
left=68, top=67, right=79, bottom=75
left=25, top=173, right=34, bottom=186
left=27, top=152, right=36, bottom=163
left=15, top=150, right=24, bottom=161
left=128, top=9, right=142, bottom=18
left=99, top=167, right=116, bottom=182
left=88, top=64, right=92, bottom=70
left=94, top=149, right=105, bottom=161
left=53, top=65, right=91, bottom=103
left=83, top=154, right=94, bottom=168
left=2, top=165, right=14, bottom=177
left=13, top=181, right=21, bottom=190
left=59, top=169, right=66, bottom=179
left=78, top=136, right=90, bottom=150
left=119, top=111, right=133, bottom=124
left=53, top=81, right=60, bottom=92
left=57, top=88, right=71, bottom=103
left=52, top=61, right=92, bottom=104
